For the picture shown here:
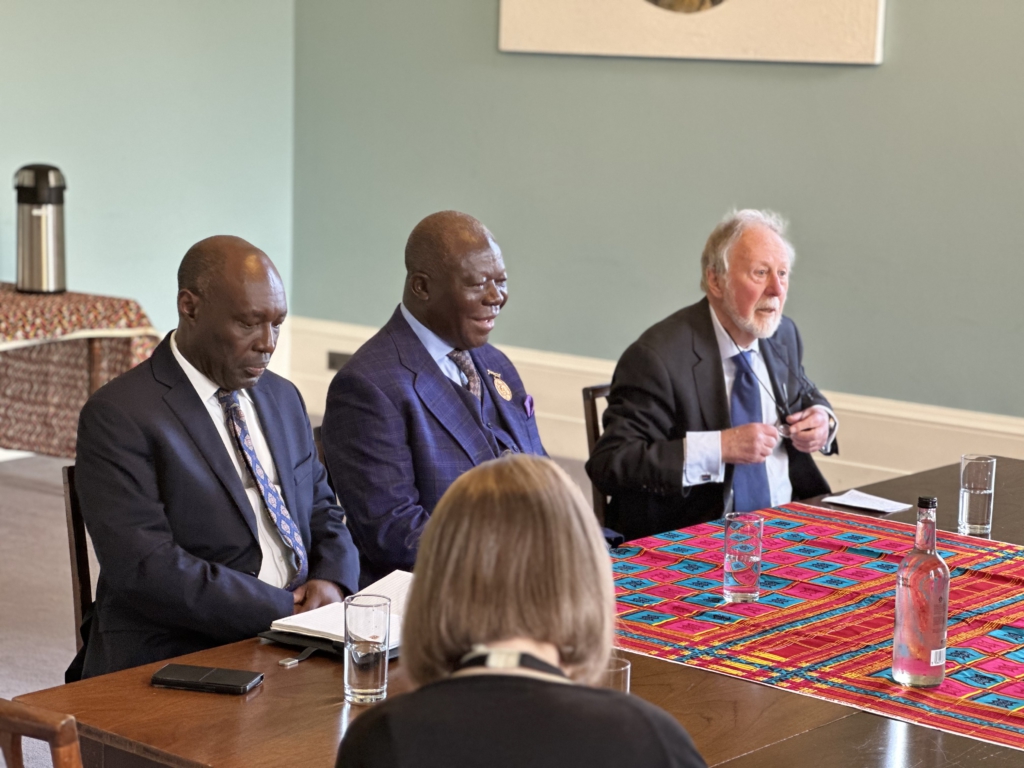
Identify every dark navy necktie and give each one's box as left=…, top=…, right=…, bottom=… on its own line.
left=216, top=388, right=308, bottom=591
left=730, top=351, right=772, bottom=513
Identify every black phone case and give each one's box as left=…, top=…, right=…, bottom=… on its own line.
left=151, top=664, right=264, bottom=695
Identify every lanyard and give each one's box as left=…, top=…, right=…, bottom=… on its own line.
left=454, top=647, right=568, bottom=680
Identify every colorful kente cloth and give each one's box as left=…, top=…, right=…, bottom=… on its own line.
left=614, top=503, right=1024, bottom=751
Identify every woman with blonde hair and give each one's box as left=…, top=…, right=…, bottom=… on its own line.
left=337, top=454, right=706, bottom=768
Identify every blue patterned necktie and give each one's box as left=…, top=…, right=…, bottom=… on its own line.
left=216, top=388, right=308, bottom=591
left=730, top=351, right=772, bottom=513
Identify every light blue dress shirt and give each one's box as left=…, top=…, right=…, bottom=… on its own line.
left=400, top=303, right=468, bottom=387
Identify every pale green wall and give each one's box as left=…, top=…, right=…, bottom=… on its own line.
left=292, top=0, right=1024, bottom=417
left=0, top=0, right=295, bottom=334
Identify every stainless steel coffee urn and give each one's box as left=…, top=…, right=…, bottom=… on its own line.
left=15, top=163, right=66, bottom=293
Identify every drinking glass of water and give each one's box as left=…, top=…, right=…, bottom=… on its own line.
left=344, top=594, right=390, bottom=704
left=959, top=455, right=996, bottom=536
left=603, top=652, right=632, bottom=693
left=724, top=512, right=763, bottom=603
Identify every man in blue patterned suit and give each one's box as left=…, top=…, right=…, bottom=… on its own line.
left=322, top=211, right=547, bottom=586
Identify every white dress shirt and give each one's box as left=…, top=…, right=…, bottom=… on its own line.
left=684, top=305, right=837, bottom=507
left=400, top=303, right=470, bottom=387
left=170, top=332, right=296, bottom=588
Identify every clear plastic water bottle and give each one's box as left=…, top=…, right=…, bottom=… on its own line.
left=892, top=496, right=950, bottom=687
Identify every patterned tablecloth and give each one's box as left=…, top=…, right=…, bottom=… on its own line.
left=614, top=503, right=1024, bottom=752
left=0, top=282, right=159, bottom=456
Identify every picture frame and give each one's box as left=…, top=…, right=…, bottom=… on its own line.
left=499, top=0, right=887, bottom=66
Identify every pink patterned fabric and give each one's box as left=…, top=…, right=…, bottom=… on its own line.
left=614, top=503, right=1024, bottom=752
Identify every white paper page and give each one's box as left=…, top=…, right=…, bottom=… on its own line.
left=822, top=489, right=912, bottom=514
left=357, top=569, right=413, bottom=620
left=270, top=602, right=347, bottom=643
left=355, top=569, right=413, bottom=649
left=270, top=570, right=413, bottom=650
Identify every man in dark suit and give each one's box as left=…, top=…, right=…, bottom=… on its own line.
left=587, top=210, right=837, bottom=541
left=74, top=236, right=359, bottom=678
left=322, top=211, right=546, bottom=587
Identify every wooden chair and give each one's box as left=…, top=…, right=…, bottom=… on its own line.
left=0, top=698, right=83, bottom=768
left=312, top=425, right=326, bottom=466
left=62, top=466, right=92, bottom=653
left=582, top=384, right=612, bottom=525
left=312, top=425, right=337, bottom=498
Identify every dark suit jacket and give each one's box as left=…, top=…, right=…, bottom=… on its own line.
left=75, top=335, right=359, bottom=678
left=586, top=298, right=835, bottom=542
left=322, top=307, right=547, bottom=587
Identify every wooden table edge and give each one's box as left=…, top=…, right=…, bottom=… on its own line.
left=9, top=692, right=210, bottom=768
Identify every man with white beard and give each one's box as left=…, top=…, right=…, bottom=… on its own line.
left=586, top=210, right=838, bottom=541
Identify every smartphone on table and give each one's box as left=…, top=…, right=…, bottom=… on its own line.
left=151, top=664, right=264, bottom=695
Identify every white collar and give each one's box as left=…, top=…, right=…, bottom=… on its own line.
left=400, top=303, right=455, bottom=364
left=170, top=331, right=236, bottom=404
left=708, top=302, right=760, bottom=363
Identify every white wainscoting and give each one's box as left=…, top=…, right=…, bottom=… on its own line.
left=286, top=316, right=1024, bottom=492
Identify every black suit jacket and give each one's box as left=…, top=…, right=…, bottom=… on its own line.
left=586, top=298, right=835, bottom=542
left=75, top=335, right=360, bottom=677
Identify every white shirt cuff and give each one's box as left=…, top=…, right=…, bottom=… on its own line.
left=683, top=431, right=725, bottom=488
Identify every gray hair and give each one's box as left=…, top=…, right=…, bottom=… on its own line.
left=699, top=209, right=795, bottom=293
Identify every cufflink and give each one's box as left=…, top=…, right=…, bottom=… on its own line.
left=701, top=474, right=712, bottom=482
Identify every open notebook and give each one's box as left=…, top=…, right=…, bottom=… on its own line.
left=270, top=570, right=412, bottom=651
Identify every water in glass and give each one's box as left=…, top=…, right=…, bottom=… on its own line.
left=344, top=640, right=388, bottom=704
left=724, top=555, right=762, bottom=603
left=344, top=594, right=390, bottom=704
left=959, top=488, right=993, bottom=535
left=958, top=455, right=996, bottom=536
left=723, top=512, right=763, bottom=603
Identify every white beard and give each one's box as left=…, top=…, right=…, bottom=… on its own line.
left=723, top=293, right=783, bottom=339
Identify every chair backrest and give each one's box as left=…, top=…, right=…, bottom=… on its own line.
left=312, top=425, right=326, bottom=466
left=0, top=698, right=83, bottom=768
left=312, top=425, right=337, bottom=497
left=581, top=384, right=612, bottom=525
left=62, top=466, right=92, bottom=653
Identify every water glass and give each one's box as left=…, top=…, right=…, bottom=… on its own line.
left=724, top=512, right=763, bottom=603
left=344, top=594, right=390, bottom=704
left=603, top=652, right=631, bottom=693
left=959, top=455, right=996, bottom=535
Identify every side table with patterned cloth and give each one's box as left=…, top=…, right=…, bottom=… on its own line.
left=0, top=282, right=160, bottom=457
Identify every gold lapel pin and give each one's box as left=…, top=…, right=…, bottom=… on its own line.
left=486, top=369, right=513, bottom=401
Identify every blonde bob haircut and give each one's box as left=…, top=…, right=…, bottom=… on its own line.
left=401, top=454, right=615, bottom=687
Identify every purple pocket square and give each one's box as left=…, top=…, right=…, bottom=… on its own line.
left=524, top=394, right=535, bottom=419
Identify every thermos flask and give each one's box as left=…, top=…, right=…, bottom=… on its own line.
left=15, top=163, right=66, bottom=293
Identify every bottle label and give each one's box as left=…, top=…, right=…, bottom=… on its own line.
left=930, top=648, right=946, bottom=666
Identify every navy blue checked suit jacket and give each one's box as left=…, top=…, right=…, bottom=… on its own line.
left=74, top=335, right=360, bottom=677
left=322, top=307, right=547, bottom=587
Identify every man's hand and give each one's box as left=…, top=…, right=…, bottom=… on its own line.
left=292, top=579, right=345, bottom=614
left=721, top=423, right=779, bottom=465
left=786, top=407, right=830, bottom=454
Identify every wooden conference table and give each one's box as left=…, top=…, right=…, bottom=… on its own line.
left=17, top=458, right=1024, bottom=767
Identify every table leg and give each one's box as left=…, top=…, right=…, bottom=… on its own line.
left=87, top=339, right=103, bottom=395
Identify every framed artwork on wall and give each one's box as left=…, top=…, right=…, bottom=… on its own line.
left=499, top=0, right=887, bottom=65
